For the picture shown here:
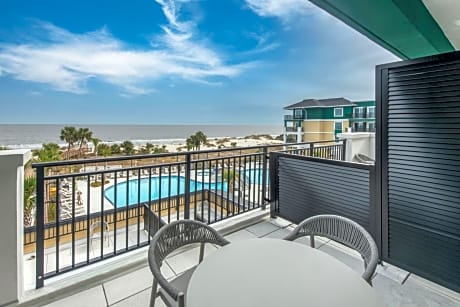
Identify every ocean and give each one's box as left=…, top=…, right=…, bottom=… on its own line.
left=0, top=124, right=282, bottom=149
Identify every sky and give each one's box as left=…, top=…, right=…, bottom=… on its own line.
left=0, top=0, right=399, bottom=125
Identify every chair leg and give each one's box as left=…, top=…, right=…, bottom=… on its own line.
left=178, top=292, right=185, bottom=307
left=199, top=242, right=205, bottom=263
left=150, top=279, right=158, bottom=307
left=310, top=235, right=315, bottom=248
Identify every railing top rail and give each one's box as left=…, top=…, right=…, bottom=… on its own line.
left=272, top=151, right=374, bottom=171
left=31, top=140, right=340, bottom=168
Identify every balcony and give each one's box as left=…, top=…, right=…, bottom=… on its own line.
left=1, top=135, right=459, bottom=306
left=1, top=2, right=459, bottom=306
left=353, top=111, right=375, bottom=119
left=21, top=142, right=342, bottom=289
left=284, top=114, right=303, bottom=121
left=24, top=216, right=460, bottom=306
left=284, top=126, right=301, bottom=132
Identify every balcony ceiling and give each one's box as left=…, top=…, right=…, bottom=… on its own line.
left=309, top=0, right=460, bottom=59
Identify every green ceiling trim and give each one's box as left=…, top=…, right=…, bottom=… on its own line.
left=309, top=0, right=455, bottom=59
left=393, top=0, right=454, bottom=54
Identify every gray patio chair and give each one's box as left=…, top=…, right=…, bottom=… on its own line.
left=283, top=215, right=379, bottom=285
left=148, top=220, right=230, bottom=307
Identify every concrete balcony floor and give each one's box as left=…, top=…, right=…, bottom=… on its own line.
left=22, top=216, right=460, bottom=307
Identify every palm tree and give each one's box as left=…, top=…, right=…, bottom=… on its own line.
left=145, top=143, right=154, bottom=153
left=222, top=169, right=240, bottom=193
left=97, top=143, right=112, bottom=157
left=60, top=126, right=77, bottom=152
left=23, top=176, right=36, bottom=227
left=76, top=128, right=93, bottom=156
left=36, top=143, right=61, bottom=161
left=222, top=169, right=240, bottom=214
left=195, top=131, right=207, bottom=150
left=91, top=137, right=101, bottom=156
left=186, top=136, right=195, bottom=151
left=110, top=144, right=121, bottom=154
left=121, top=140, right=135, bottom=155
left=186, top=132, right=207, bottom=151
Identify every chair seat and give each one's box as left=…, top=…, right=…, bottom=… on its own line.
left=158, top=266, right=197, bottom=307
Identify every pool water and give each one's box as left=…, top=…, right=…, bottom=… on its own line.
left=240, top=168, right=270, bottom=185
left=104, top=176, right=227, bottom=207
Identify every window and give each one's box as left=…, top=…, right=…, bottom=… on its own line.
left=354, top=107, right=364, bottom=118
left=334, top=108, right=343, bottom=117
left=334, top=121, right=342, bottom=131
left=354, top=122, right=364, bottom=132
left=294, top=109, right=303, bottom=118
left=367, top=106, right=375, bottom=118
left=368, top=122, right=375, bottom=132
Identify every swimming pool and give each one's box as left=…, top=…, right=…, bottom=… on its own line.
left=104, top=176, right=227, bottom=207
left=240, top=168, right=270, bottom=185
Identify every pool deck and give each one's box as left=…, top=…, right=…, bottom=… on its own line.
left=69, top=170, right=261, bottom=216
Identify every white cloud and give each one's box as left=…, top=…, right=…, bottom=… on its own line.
left=245, top=0, right=315, bottom=18
left=0, top=1, right=251, bottom=95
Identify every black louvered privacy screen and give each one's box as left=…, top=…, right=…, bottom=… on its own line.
left=376, top=51, right=460, bottom=292
left=269, top=153, right=376, bottom=240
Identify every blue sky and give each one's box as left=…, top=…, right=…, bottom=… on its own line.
left=0, top=0, right=398, bottom=125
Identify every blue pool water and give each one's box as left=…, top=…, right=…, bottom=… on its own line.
left=104, top=176, right=227, bottom=207
left=240, top=168, right=269, bottom=185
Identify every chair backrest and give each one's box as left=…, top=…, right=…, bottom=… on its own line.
left=89, top=221, right=109, bottom=238
left=284, top=215, right=379, bottom=283
left=148, top=220, right=229, bottom=300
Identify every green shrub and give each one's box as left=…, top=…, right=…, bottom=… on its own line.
left=91, top=181, right=102, bottom=188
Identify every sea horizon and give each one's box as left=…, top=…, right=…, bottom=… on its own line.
left=0, top=124, right=282, bottom=149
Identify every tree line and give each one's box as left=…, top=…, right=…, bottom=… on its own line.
left=33, top=127, right=208, bottom=162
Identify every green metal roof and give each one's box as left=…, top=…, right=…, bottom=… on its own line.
left=309, top=0, right=457, bottom=59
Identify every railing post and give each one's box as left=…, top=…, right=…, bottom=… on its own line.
left=309, top=142, right=314, bottom=157
left=261, top=146, right=268, bottom=210
left=269, top=152, right=279, bottom=218
left=342, top=139, right=346, bottom=161
left=184, top=153, right=191, bottom=219
left=35, top=165, right=45, bottom=289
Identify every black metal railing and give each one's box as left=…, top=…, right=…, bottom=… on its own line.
left=353, top=110, right=375, bottom=119
left=30, top=140, right=343, bottom=288
left=285, top=127, right=301, bottom=132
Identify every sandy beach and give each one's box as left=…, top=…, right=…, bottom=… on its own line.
left=155, top=135, right=284, bottom=153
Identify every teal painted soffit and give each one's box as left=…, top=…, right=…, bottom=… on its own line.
left=309, top=0, right=455, bottom=59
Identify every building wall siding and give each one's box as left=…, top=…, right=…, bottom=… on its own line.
left=303, top=106, right=354, bottom=120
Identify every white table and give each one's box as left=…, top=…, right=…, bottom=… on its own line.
left=186, top=238, right=384, bottom=307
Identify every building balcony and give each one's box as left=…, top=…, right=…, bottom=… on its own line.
left=284, top=114, right=304, bottom=121
left=285, top=126, right=301, bottom=132
left=353, top=111, right=375, bottom=119
left=26, top=215, right=460, bottom=307
left=1, top=140, right=459, bottom=306
left=352, top=127, right=375, bottom=133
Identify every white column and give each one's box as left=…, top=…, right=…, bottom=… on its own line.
left=297, top=127, right=302, bottom=141
left=0, top=149, right=31, bottom=305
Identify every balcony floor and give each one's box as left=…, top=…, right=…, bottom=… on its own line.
left=37, top=217, right=460, bottom=307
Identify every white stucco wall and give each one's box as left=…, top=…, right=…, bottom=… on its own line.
left=0, top=149, right=31, bottom=305
left=338, top=133, right=375, bottom=162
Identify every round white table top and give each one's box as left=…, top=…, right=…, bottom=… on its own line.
left=186, top=238, right=384, bottom=307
